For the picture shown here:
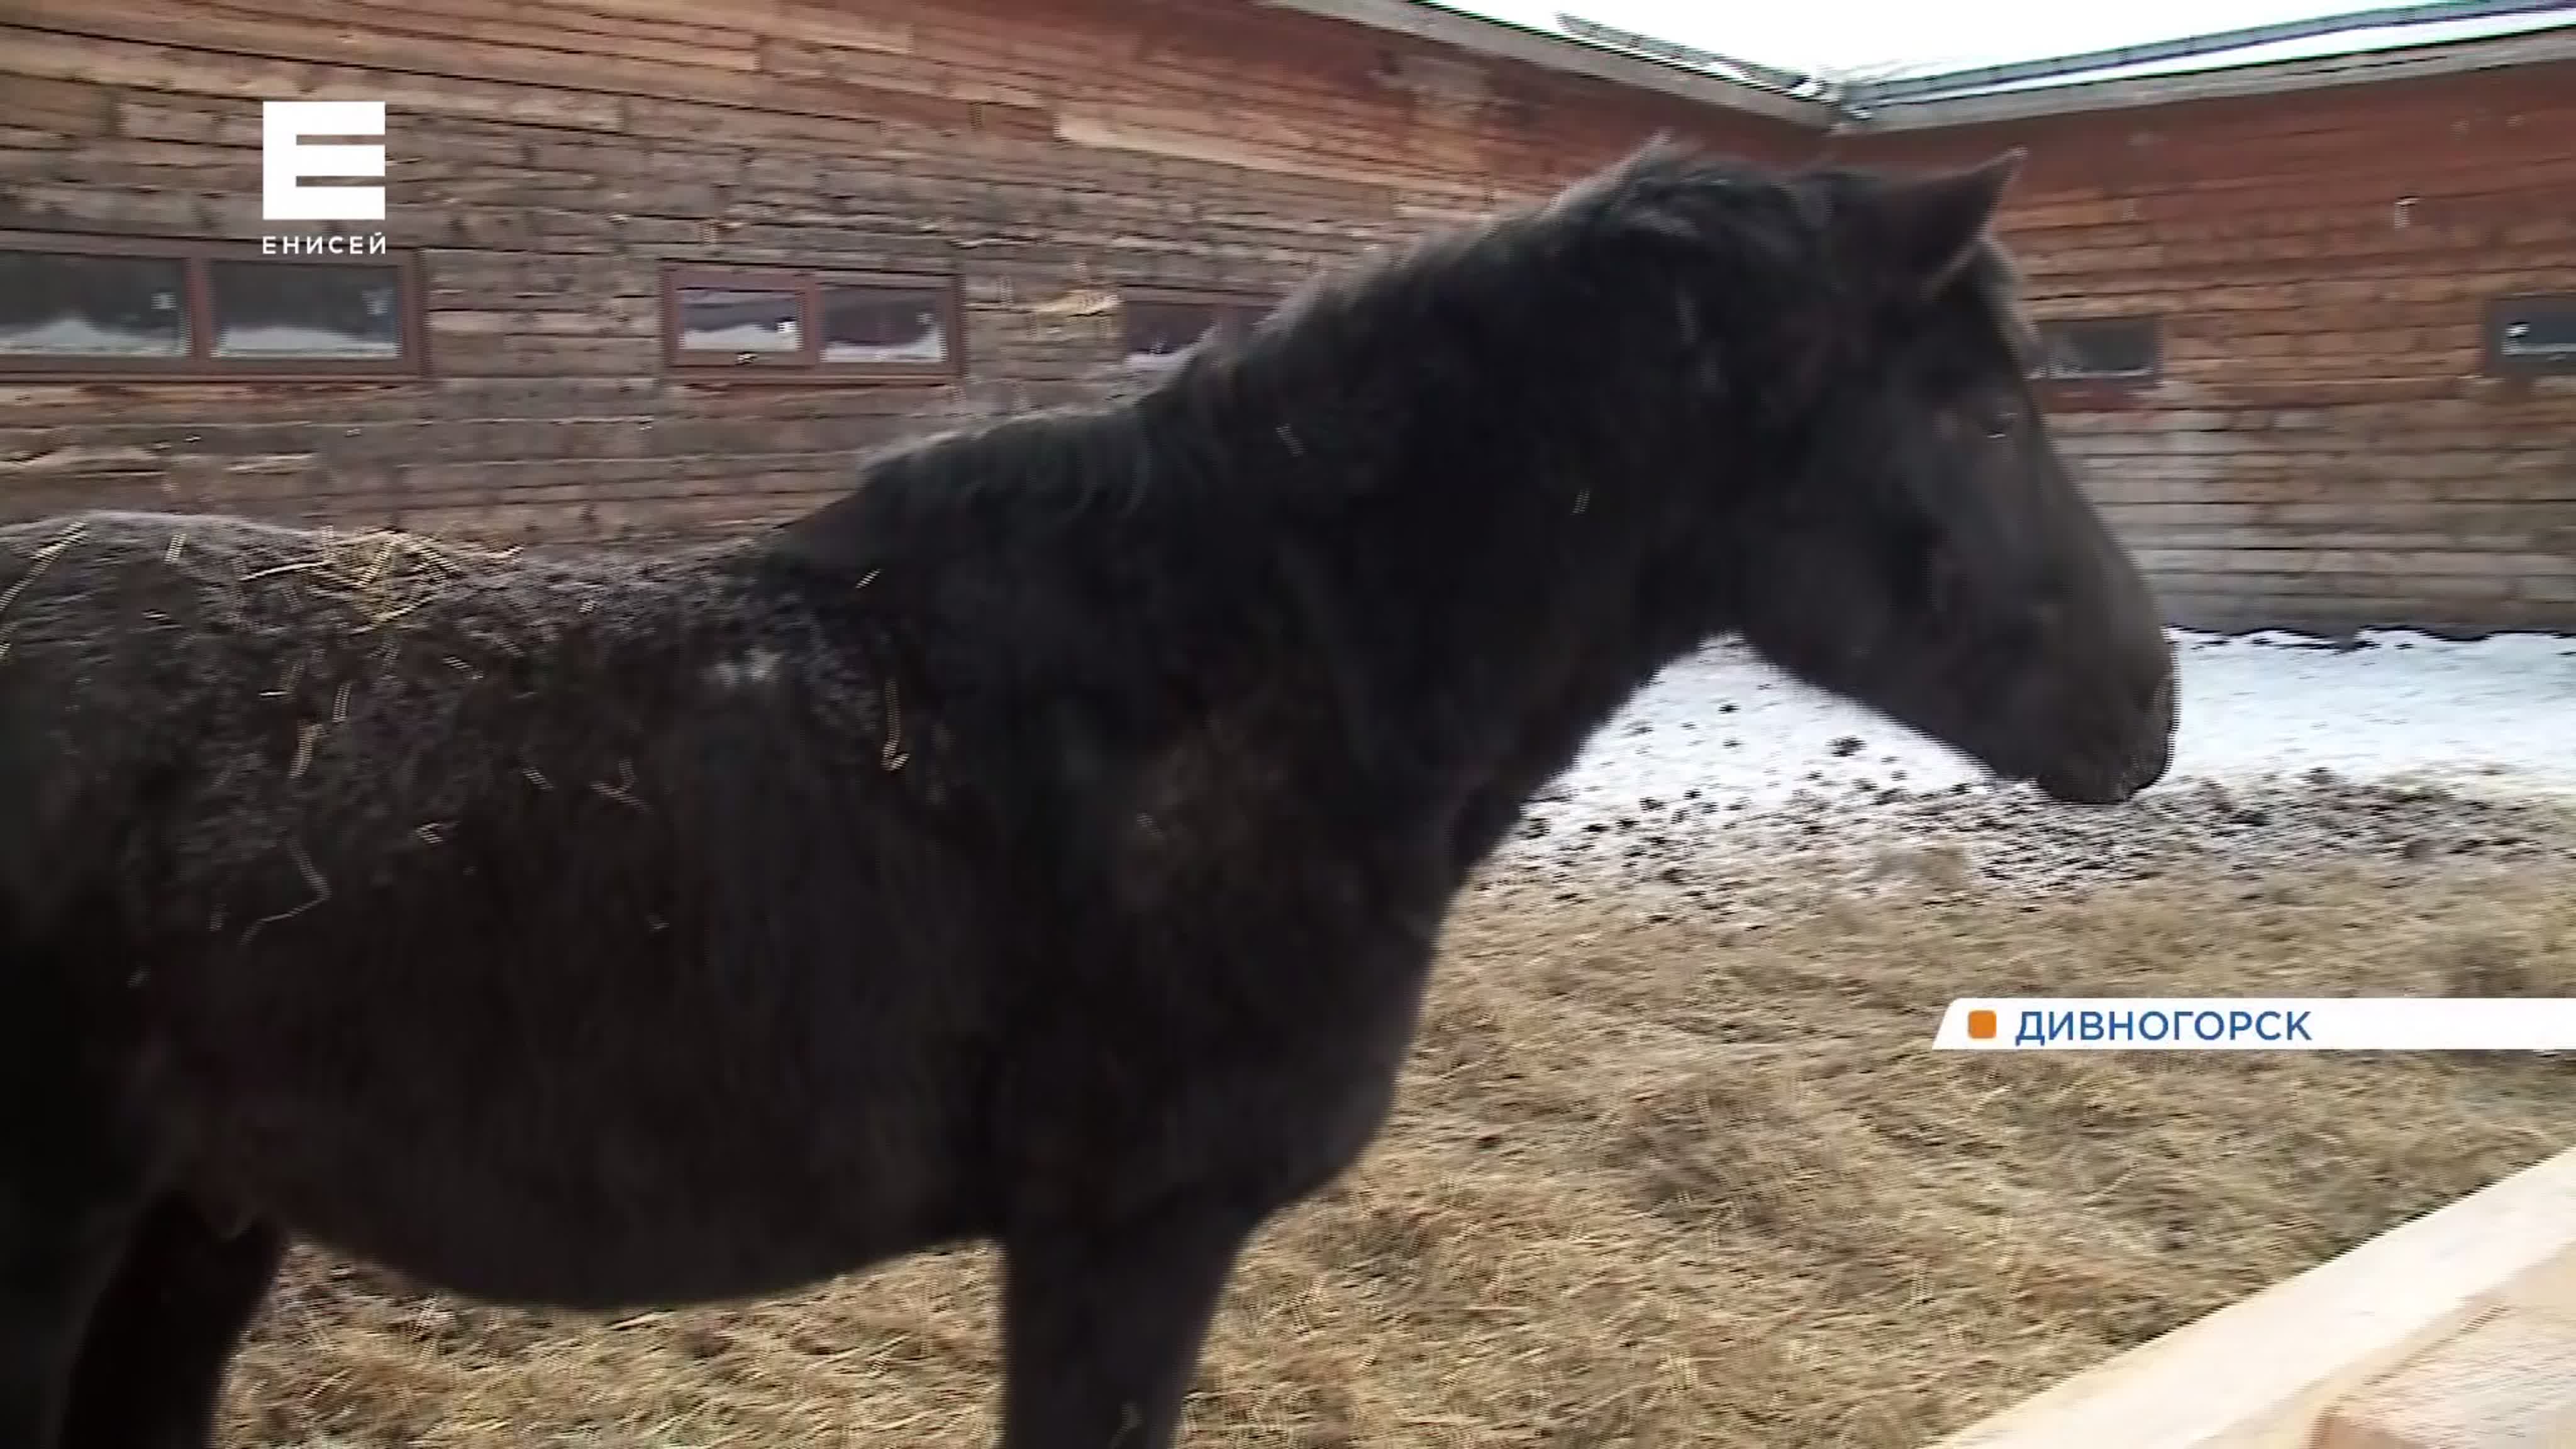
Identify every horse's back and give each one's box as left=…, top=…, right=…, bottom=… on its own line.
left=0, top=510, right=242, bottom=939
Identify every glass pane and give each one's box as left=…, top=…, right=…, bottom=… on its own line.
left=675, top=286, right=801, bottom=353
left=1122, top=299, right=1224, bottom=365
left=2500, top=304, right=2576, bottom=361
left=2042, top=320, right=2154, bottom=379
left=820, top=284, right=948, bottom=365
left=0, top=250, right=188, bottom=357
left=210, top=261, right=401, bottom=358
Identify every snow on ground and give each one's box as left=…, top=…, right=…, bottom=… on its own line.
left=1546, top=629, right=2576, bottom=821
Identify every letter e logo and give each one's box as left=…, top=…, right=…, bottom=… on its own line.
left=262, top=101, right=385, bottom=223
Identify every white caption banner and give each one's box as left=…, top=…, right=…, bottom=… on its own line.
left=1933, top=998, right=2576, bottom=1051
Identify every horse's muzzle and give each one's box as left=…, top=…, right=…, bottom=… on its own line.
left=2033, top=670, right=2176, bottom=806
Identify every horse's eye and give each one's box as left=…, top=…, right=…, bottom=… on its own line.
left=1980, top=402, right=2022, bottom=440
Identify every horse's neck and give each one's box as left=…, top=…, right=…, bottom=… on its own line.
left=1187, top=346, right=1707, bottom=860
left=784, top=245, right=1719, bottom=862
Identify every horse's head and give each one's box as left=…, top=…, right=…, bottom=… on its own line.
left=1620, top=147, right=2176, bottom=806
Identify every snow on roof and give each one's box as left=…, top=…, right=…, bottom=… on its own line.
left=1418, top=1, right=2576, bottom=107
left=1312, top=1, right=2576, bottom=120
left=1870, top=7, right=2576, bottom=103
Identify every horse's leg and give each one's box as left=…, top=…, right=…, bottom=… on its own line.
left=59, top=1196, right=285, bottom=1449
left=0, top=1091, right=153, bottom=1449
left=1, top=941, right=163, bottom=1448
left=994, top=1199, right=1262, bottom=1449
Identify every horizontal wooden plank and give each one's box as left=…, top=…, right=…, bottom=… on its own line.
left=314, top=0, right=770, bottom=74
left=2145, top=566, right=2520, bottom=600
left=2099, top=498, right=2576, bottom=536
left=590, top=0, right=914, bottom=55
left=0, top=28, right=629, bottom=131
left=2131, top=545, right=2576, bottom=580
left=0, top=74, right=114, bottom=135
left=8, top=2, right=972, bottom=138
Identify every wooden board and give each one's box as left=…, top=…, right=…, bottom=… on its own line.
left=1929, top=1147, right=2576, bottom=1449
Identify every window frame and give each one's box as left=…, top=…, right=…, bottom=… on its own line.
left=1117, top=285, right=1276, bottom=372
left=2031, top=314, right=2162, bottom=385
left=2483, top=293, right=2576, bottom=378
left=659, top=262, right=965, bottom=384
left=0, top=228, right=426, bottom=382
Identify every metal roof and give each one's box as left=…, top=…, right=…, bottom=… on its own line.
left=1280, top=0, right=2576, bottom=125
left=1246, top=0, right=1833, bottom=122
left=1850, top=7, right=2576, bottom=128
left=1846, top=0, right=2576, bottom=105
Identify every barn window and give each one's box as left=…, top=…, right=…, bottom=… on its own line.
left=2033, top=316, right=2160, bottom=382
left=1119, top=288, right=1274, bottom=370
left=209, top=260, right=404, bottom=360
left=0, top=230, right=423, bottom=379
left=662, top=264, right=960, bottom=380
left=2485, top=294, right=2576, bottom=377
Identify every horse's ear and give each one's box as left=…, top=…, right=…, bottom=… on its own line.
left=1873, top=149, right=2024, bottom=301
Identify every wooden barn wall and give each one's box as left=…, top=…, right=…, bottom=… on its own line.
left=4, top=0, right=2570, bottom=633
left=0, top=0, right=1804, bottom=548
left=1833, top=62, right=2576, bottom=635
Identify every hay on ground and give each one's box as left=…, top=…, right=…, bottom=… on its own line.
left=221, top=853, right=2576, bottom=1448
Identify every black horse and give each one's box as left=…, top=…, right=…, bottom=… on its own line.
left=0, top=141, right=2174, bottom=1448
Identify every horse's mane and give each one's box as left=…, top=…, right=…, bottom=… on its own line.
left=1963, top=239, right=2041, bottom=373
left=770, top=142, right=2044, bottom=590
left=764, top=140, right=1822, bottom=581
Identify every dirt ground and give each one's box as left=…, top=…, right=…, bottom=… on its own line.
left=223, top=782, right=2576, bottom=1448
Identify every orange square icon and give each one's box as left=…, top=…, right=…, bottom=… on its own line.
left=1967, top=1009, right=1998, bottom=1041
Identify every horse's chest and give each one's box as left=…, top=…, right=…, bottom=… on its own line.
left=1236, top=996, right=1425, bottom=1194
left=1013, top=935, right=1435, bottom=1219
